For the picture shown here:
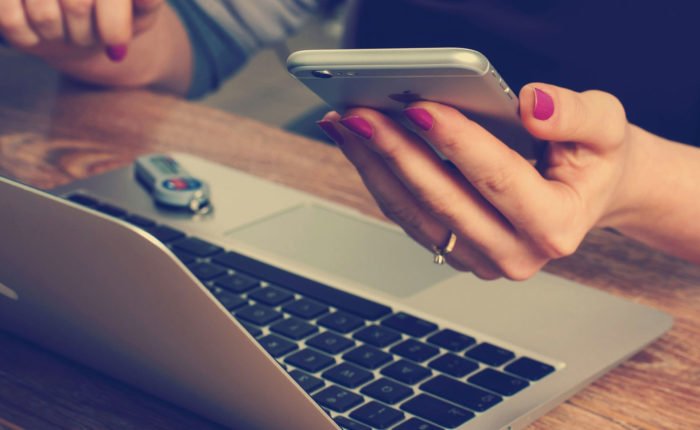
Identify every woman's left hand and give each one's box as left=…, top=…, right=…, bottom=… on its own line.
left=316, top=83, right=639, bottom=280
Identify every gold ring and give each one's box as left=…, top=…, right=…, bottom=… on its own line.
left=432, top=231, right=457, bottom=265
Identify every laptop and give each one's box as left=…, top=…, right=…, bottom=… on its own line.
left=0, top=152, right=672, bottom=430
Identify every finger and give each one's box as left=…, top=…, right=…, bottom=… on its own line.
left=0, top=0, right=40, bottom=47
left=60, top=0, right=96, bottom=46
left=320, top=112, right=450, bottom=250
left=337, top=108, right=552, bottom=278
left=519, top=83, right=628, bottom=151
left=24, top=0, right=64, bottom=41
left=337, top=107, right=524, bottom=252
left=95, top=0, right=131, bottom=43
left=322, top=112, right=506, bottom=279
left=95, top=0, right=132, bottom=61
left=401, top=101, right=576, bottom=236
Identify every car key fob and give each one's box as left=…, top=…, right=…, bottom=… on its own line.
left=134, top=154, right=211, bottom=214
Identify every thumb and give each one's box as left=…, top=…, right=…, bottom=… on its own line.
left=519, top=83, right=628, bottom=152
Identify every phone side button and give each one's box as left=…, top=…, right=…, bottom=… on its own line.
left=503, top=86, right=514, bottom=99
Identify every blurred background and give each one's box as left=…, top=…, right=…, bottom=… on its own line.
left=200, top=10, right=345, bottom=132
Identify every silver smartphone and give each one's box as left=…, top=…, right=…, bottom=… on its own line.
left=287, top=47, right=541, bottom=158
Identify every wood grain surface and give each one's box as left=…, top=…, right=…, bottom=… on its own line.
left=0, top=55, right=699, bottom=430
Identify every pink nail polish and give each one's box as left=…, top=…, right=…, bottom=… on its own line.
left=316, top=120, right=344, bottom=145
left=106, top=44, right=128, bottom=62
left=403, top=107, right=434, bottom=131
left=533, top=87, right=554, bottom=120
left=340, top=116, right=373, bottom=140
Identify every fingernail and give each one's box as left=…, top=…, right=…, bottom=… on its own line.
left=316, top=120, right=344, bottom=145
left=106, top=44, right=128, bottom=62
left=403, top=107, right=434, bottom=131
left=533, top=87, right=554, bottom=120
left=340, top=116, right=373, bottom=140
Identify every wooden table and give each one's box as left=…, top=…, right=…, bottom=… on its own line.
left=1, top=54, right=699, bottom=430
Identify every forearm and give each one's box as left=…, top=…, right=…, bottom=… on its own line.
left=41, top=5, right=191, bottom=95
left=608, top=125, right=700, bottom=263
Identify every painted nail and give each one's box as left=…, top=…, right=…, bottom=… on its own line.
left=316, top=120, right=344, bottom=145
left=105, top=44, right=128, bottom=62
left=533, top=87, right=554, bottom=120
left=339, top=116, right=373, bottom=140
left=403, top=107, right=434, bottom=131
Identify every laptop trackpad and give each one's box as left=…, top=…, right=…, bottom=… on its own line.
left=225, top=205, right=456, bottom=298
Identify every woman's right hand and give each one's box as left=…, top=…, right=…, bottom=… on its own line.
left=0, top=0, right=164, bottom=62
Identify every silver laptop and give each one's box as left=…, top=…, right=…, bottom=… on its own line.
left=0, top=152, right=672, bottom=430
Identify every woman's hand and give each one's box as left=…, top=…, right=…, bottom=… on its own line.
left=0, top=0, right=190, bottom=94
left=0, top=0, right=164, bottom=62
left=317, top=83, right=645, bottom=280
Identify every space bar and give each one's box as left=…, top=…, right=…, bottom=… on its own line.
left=212, top=251, right=392, bottom=320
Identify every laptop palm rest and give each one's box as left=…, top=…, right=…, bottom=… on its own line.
left=226, top=204, right=455, bottom=298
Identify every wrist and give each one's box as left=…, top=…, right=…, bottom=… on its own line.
left=596, top=124, right=659, bottom=231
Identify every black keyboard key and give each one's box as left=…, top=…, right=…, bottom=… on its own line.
left=283, top=298, right=329, bottom=319
left=172, top=237, right=222, bottom=257
left=353, top=325, right=401, bottom=347
left=248, top=286, right=294, bottom=306
left=285, top=349, right=335, bottom=372
left=394, top=418, right=442, bottom=430
left=235, top=304, right=282, bottom=326
left=381, top=312, right=437, bottom=338
left=306, top=332, right=355, bottom=354
left=391, top=340, right=439, bottom=362
left=394, top=418, right=441, bottom=430
left=258, top=334, right=298, bottom=358
left=381, top=360, right=431, bottom=385
left=124, top=214, right=157, bottom=228
left=172, top=249, right=196, bottom=265
left=468, top=368, right=529, bottom=396
left=240, top=323, right=262, bottom=337
left=146, top=225, right=185, bottom=243
left=427, top=329, right=476, bottom=352
left=344, top=345, right=392, bottom=370
left=213, top=290, right=247, bottom=311
left=270, top=317, right=318, bottom=340
left=465, top=343, right=515, bottom=366
left=211, top=251, right=392, bottom=320
left=334, top=416, right=370, bottom=430
left=318, top=311, right=364, bottom=333
left=66, top=193, right=98, bottom=207
left=312, top=386, right=363, bottom=412
left=214, top=273, right=260, bottom=293
left=505, top=357, right=555, bottom=381
left=350, top=401, right=404, bottom=429
left=290, top=369, right=325, bottom=394
left=322, top=363, right=373, bottom=388
left=188, top=262, right=227, bottom=281
left=94, top=203, right=128, bottom=218
left=401, top=394, right=474, bottom=428
left=428, top=353, right=479, bottom=378
left=360, top=378, right=413, bottom=404
left=421, top=375, right=502, bottom=412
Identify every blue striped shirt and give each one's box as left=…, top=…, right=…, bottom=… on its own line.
left=168, top=0, right=320, bottom=98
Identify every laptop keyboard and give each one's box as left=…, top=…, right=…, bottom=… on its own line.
left=66, top=193, right=557, bottom=429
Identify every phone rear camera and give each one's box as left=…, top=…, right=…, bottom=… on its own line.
left=312, top=70, right=334, bottom=79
